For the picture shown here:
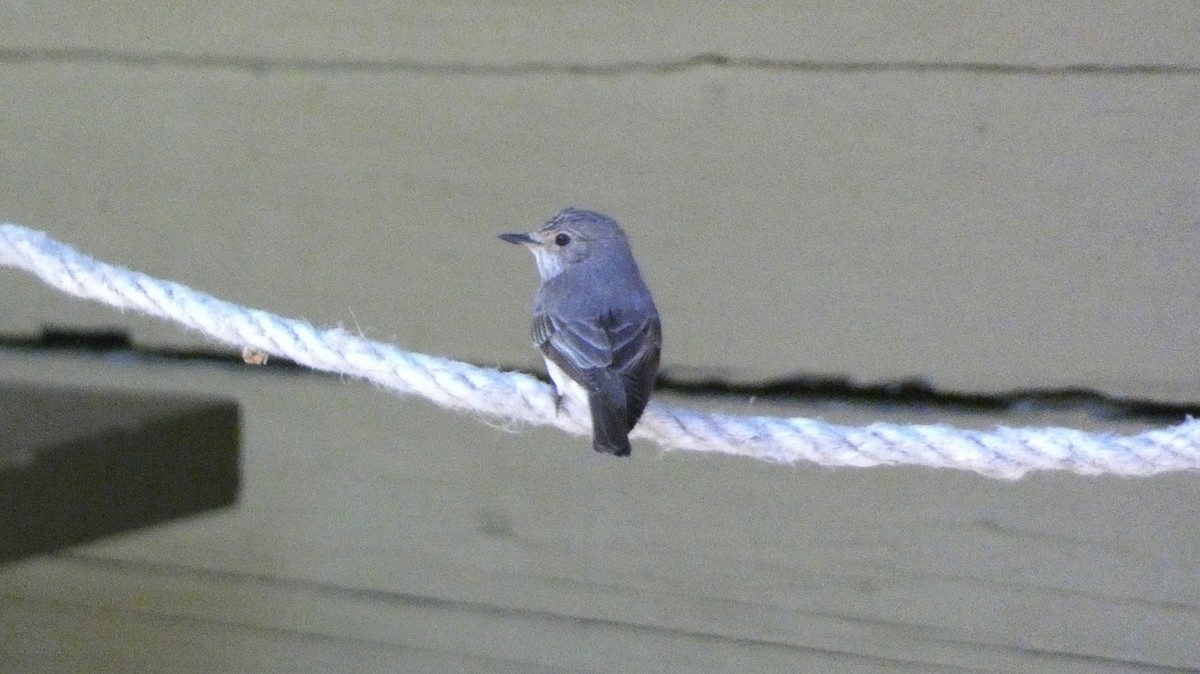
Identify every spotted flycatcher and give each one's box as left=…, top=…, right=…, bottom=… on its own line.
left=500, top=208, right=662, bottom=456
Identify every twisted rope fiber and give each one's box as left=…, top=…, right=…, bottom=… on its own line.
left=2, top=223, right=1198, bottom=479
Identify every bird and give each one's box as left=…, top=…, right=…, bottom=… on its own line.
left=500, top=208, right=662, bottom=456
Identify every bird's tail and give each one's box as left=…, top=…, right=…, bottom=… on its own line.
left=589, top=386, right=633, bottom=457
left=592, top=432, right=632, bottom=457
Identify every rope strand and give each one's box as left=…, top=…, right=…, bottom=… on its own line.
left=2, top=222, right=1197, bottom=479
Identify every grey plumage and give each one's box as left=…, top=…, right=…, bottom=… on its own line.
left=500, top=208, right=662, bottom=456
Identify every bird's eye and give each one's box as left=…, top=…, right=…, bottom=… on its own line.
left=554, top=233, right=571, bottom=246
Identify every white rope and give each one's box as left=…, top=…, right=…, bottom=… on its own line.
left=2, top=222, right=1198, bottom=479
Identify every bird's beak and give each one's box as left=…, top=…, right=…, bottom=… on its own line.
left=498, top=232, right=538, bottom=247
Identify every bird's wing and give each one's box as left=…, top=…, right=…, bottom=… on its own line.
left=534, top=309, right=662, bottom=432
left=532, top=311, right=613, bottom=387
left=607, top=314, right=662, bottom=428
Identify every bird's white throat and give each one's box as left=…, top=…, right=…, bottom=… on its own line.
left=531, top=248, right=565, bottom=282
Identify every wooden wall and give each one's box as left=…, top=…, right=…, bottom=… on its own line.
left=1, top=4, right=1198, bottom=671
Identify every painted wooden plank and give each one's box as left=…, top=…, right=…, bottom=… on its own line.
left=0, top=353, right=1196, bottom=670
left=0, top=68, right=1196, bottom=392
left=0, top=3, right=1196, bottom=65
left=0, top=553, right=1176, bottom=673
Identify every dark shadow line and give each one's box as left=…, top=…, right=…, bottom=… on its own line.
left=3, top=327, right=1197, bottom=425
left=1, top=48, right=1197, bottom=76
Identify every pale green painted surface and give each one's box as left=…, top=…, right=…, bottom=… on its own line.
left=1, top=4, right=1199, bottom=671
left=2, top=352, right=1198, bottom=672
